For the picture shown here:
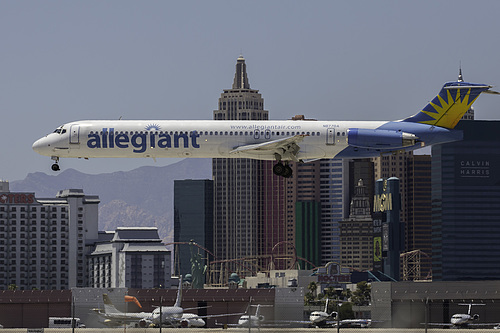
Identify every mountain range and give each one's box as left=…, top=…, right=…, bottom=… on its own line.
left=10, top=158, right=212, bottom=242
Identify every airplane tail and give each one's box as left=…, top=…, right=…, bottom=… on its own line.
left=254, top=304, right=261, bottom=317
left=125, top=295, right=142, bottom=309
left=174, top=275, right=183, bottom=307
left=102, top=294, right=122, bottom=314
left=402, top=81, right=495, bottom=129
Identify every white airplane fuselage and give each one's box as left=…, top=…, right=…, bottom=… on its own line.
left=309, top=310, right=331, bottom=325
left=32, top=119, right=458, bottom=161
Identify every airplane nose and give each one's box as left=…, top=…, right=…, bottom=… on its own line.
left=32, top=137, right=50, bottom=155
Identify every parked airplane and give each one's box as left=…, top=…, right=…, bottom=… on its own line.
left=33, top=78, right=498, bottom=177
left=236, top=304, right=273, bottom=328
left=308, top=298, right=338, bottom=328
left=427, top=303, right=492, bottom=329
left=92, top=294, right=157, bottom=328
left=93, top=277, right=237, bottom=328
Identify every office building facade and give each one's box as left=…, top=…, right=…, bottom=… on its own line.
left=319, top=159, right=349, bottom=265
left=173, top=179, right=213, bottom=278
left=432, top=120, right=500, bottom=281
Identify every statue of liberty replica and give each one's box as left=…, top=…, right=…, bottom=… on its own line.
left=189, top=240, right=205, bottom=289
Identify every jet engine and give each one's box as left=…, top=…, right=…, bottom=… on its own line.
left=347, top=128, right=418, bottom=149
left=473, top=314, right=480, bottom=320
left=139, top=319, right=153, bottom=328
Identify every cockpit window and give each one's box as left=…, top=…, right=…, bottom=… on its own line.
left=53, top=128, right=67, bottom=135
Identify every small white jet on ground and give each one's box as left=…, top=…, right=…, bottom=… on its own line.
left=427, top=303, right=493, bottom=329
left=308, top=298, right=338, bottom=328
left=217, top=303, right=274, bottom=328
left=33, top=78, right=498, bottom=177
left=237, top=304, right=273, bottom=328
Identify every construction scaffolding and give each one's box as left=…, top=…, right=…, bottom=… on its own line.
left=167, top=241, right=317, bottom=287
left=400, top=249, right=432, bottom=281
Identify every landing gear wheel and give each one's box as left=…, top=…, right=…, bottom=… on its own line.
left=273, top=163, right=293, bottom=178
left=282, top=165, right=293, bottom=178
left=273, top=163, right=285, bottom=176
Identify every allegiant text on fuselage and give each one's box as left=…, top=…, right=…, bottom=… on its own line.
left=87, top=128, right=200, bottom=153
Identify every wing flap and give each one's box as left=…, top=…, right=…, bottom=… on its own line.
left=229, top=135, right=307, bottom=161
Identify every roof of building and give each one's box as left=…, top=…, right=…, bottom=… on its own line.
left=112, top=227, right=161, bottom=242
left=121, top=243, right=169, bottom=252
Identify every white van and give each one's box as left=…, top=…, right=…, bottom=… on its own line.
left=48, top=317, right=85, bottom=328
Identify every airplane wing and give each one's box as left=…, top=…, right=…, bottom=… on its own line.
left=196, top=312, right=245, bottom=319
left=229, top=135, right=307, bottom=161
left=425, top=322, right=497, bottom=327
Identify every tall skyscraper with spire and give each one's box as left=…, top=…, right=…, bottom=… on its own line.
left=211, top=56, right=288, bottom=285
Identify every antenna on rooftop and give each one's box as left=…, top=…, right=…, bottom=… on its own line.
left=458, top=61, right=464, bottom=82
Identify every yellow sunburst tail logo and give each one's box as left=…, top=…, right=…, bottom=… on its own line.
left=403, top=82, right=492, bottom=129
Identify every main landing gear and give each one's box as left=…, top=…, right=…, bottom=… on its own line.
left=273, top=162, right=292, bottom=178
left=51, top=156, right=60, bottom=171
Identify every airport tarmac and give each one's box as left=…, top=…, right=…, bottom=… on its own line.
left=3, top=329, right=500, bottom=333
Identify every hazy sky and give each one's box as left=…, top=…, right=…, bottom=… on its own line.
left=2, top=1, right=500, bottom=181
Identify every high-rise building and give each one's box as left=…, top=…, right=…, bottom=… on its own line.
left=284, top=150, right=350, bottom=268
left=404, top=154, right=432, bottom=278
left=432, top=120, right=500, bottom=281
left=212, top=56, right=282, bottom=284
left=339, top=179, right=373, bottom=271
left=373, top=152, right=433, bottom=278
left=286, top=160, right=322, bottom=268
left=173, top=179, right=213, bottom=278
left=0, top=185, right=99, bottom=290
left=319, top=159, right=349, bottom=265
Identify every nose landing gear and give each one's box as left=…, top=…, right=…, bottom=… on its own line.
left=51, top=156, right=60, bottom=171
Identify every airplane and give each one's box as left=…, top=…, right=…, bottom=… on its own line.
left=236, top=304, right=273, bottom=328
left=92, top=294, right=157, bottom=328
left=93, top=277, right=240, bottom=328
left=32, top=77, right=498, bottom=177
left=308, top=298, right=338, bottom=328
left=93, top=293, right=207, bottom=328
left=426, top=303, right=494, bottom=329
